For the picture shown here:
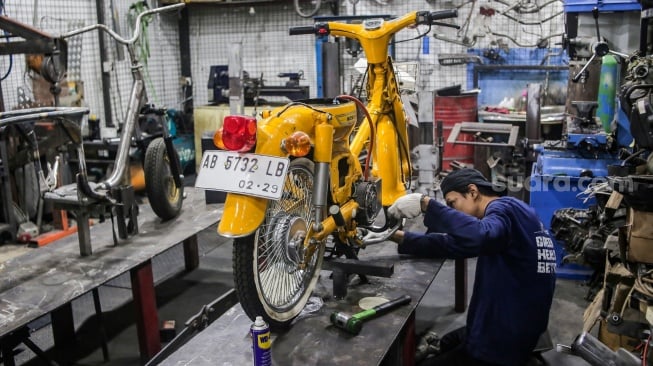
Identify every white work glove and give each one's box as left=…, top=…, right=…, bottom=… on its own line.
left=387, top=193, right=423, bottom=220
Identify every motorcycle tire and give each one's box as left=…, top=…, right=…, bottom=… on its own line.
left=233, top=158, right=325, bottom=329
left=294, top=0, right=321, bottom=18
left=144, top=137, right=183, bottom=220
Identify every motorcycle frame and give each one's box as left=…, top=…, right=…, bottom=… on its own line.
left=219, top=12, right=430, bottom=264
left=0, top=4, right=185, bottom=255
left=307, top=17, right=422, bottom=243
left=59, top=3, right=185, bottom=196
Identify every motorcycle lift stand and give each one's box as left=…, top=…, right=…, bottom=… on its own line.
left=323, top=258, right=394, bottom=299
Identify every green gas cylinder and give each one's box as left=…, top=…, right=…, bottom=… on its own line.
left=596, top=54, right=618, bottom=133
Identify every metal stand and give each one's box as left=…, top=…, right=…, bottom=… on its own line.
left=323, top=258, right=394, bottom=299
left=0, top=327, right=59, bottom=366
left=42, top=182, right=139, bottom=256
left=42, top=186, right=105, bottom=256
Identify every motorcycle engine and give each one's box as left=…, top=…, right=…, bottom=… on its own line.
left=353, top=179, right=381, bottom=226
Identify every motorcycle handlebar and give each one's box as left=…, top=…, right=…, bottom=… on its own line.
left=289, top=25, right=318, bottom=35
left=428, top=9, right=458, bottom=23
left=59, top=3, right=184, bottom=44
left=289, top=10, right=458, bottom=36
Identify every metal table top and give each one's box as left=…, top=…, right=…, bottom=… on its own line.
left=0, top=188, right=222, bottom=338
left=159, top=241, right=444, bottom=366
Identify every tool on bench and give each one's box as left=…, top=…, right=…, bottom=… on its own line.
left=330, top=295, right=412, bottom=335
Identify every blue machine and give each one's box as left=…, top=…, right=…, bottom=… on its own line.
left=530, top=143, right=620, bottom=232
left=530, top=100, right=622, bottom=278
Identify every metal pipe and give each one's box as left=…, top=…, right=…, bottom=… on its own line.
left=99, top=80, right=144, bottom=190
left=526, top=83, right=542, bottom=142
left=312, top=162, right=330, bottom=227
left=60, top=3, right=184, bottom=44
left=96, top=0, right=114, bottom=127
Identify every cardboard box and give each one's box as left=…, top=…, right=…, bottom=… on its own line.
left=627, top=208, right=653, bottom=263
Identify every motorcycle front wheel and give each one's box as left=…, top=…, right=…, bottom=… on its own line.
left=144, top=137, right=183, bottom=220
left=233, top=158, right=324, bottom=329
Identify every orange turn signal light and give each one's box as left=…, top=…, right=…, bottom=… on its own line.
left=213, top=128, right=226, bottom=149
left=283, top=131, right=312, bottom=157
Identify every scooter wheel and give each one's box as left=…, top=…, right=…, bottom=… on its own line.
left=144, top=137, right=183, bottom=220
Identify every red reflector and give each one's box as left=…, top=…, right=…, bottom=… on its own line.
left=222, top=115, right=257, bottom=151
left=318, top=28, right=328, bottom=35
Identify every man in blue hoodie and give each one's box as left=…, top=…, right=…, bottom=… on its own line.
left=388, top=168, right=556, bottom=366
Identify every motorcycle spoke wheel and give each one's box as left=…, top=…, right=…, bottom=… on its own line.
left=144, top=137, right=183, bottom=220
left=233, top=158, right=324, bottom=329
left=294, top=0, right=321, bottom=18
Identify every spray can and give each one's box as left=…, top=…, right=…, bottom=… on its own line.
left=250, top=316, right=271, bottom=366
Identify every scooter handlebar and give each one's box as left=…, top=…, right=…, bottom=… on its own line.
left=428, top=9, right=458, bottom=22
left=291, top=11, right=457, bottom=37
left=59, top=3, right=184, bottom=44
left=289, top=25, right=319, bottom=35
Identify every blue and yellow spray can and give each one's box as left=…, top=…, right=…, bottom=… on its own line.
left=250, top=316, right=271, bottom=366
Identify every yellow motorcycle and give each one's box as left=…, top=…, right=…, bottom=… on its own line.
left=196, top=9, right=458, bottom=328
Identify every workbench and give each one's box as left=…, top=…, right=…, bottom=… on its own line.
left=0, top=188, right=222, bottom=365
left=158, top=241, right=444, bottom=366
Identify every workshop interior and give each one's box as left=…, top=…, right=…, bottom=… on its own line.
left=0, top=0, right=653, bottom=365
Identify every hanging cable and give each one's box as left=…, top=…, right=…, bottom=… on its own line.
left=0, top=0, right=14, bottom=81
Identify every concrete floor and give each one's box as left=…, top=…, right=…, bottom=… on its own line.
left=8, top=205, right=594, bottom=366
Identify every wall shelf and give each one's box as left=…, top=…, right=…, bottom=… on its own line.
left=563, top=0, right=640, bottom=13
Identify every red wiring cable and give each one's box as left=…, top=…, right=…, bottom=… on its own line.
left=643, top=332, right=651, bottom=366
left=336, top=95, right=374, bottom=181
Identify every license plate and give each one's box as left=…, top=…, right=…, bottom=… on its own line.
left=195, top=150, right=289, bottom=200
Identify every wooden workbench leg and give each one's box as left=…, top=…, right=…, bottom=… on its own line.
left=51, top=302, right=75, bottom=365
left=130, top=260, right=161, bottom=364
left=183, top=234, right=199, bottom=271
left=454, top=258, right=467, bottom=313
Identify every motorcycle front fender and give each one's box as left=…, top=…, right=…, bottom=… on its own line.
left=217, top=193, right=268, bottom=237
